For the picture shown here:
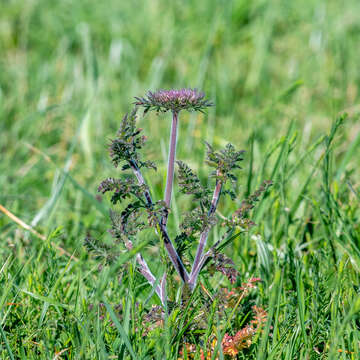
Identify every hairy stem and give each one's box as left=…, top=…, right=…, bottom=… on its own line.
left=189, top=177, right=223, bottom=289
left=129, top=160, right=189, bottom=284
left=163, top=111, right=179, bottom=226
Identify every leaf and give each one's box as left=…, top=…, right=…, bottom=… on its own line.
left=103, top=302, right=137, bottom=359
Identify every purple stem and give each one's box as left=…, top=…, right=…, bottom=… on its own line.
left=123, top=240, right=163, bottom=305
left=189, top=177, right=223, bottom=289
left=162, top=111, right=179, bottom=226
left=137, top=254, right=164, bottom=303
left=188, top=229, right=233, bottom=285
left=160, top=273, right=167, bottom=307
left=129, top=160, right=189, bottom=284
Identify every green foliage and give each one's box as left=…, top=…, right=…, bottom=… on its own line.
left=205, top=142, right=245, bottom=182
left=1, top=0, right=360, bottom=358
left=109, top=108, right=156, bottom=170
left=98, top=177, right=147, bottom=204
left=177, top=160, right=211, bottom=203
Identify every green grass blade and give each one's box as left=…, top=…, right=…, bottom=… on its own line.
left=104, top=302, right=137, bottom=359
left=0, top=325, right=15, bottom=360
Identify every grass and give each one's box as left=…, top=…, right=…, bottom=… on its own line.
left=1, top=0, right=360, bottom=358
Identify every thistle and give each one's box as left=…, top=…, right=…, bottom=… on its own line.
left=96, top=88, right=272, bottom=308
left=136, top=89, right=213, bottom=227
left=134, top=88, right=213, bottom=114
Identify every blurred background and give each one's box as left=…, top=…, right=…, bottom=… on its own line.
left=1, top=0, right=360, bottom=251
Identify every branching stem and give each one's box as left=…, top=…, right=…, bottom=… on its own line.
left=129, top=160, right=189, bottom=284
left=189, top=229, right=239, bottom=284
left=137, top=255, right=164, bottom=303
left=122, top=238, right=163, bottom=305
left=189, top=175, right=223, bottom=289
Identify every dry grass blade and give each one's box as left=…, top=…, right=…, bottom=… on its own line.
left=0, top=204, right=78, bottom=261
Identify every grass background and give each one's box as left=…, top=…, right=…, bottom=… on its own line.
left=1, top=0, right=360, bottom=358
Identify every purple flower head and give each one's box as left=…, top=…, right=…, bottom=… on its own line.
left=135, top=88, right=213, bottom=113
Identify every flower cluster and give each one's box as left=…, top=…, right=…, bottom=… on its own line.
left=178, top=309, right=267, bottom=359
left=135, top=88, right=213, bottom=113
left=177, top=279, right=267, bottom=359
left=222, top=305, right=268, bottom=356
